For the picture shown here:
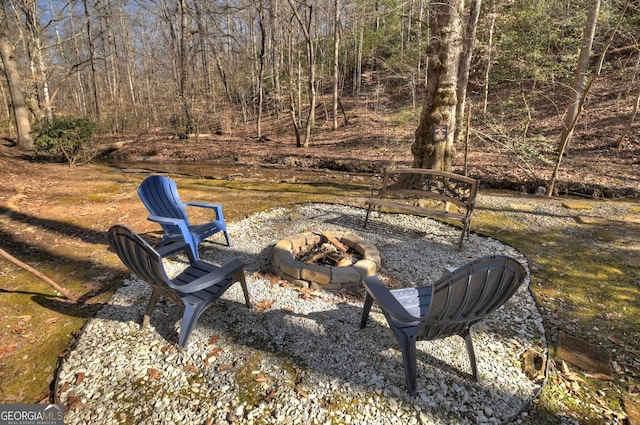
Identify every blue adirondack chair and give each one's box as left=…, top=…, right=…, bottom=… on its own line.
left=360, top=254, right=527, bottom=394
left=107, top=224, right=251, bottom=348
left=138, top=175, right=231, bottom=260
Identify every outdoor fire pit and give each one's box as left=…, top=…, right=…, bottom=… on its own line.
left=272, top=231, right=381, bottom=290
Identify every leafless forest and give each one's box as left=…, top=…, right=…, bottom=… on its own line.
left=1, top=0, right=639, bottom=196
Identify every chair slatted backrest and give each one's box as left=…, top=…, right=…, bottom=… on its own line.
left=107, top=225, right=183, bottom=305
left=418, top=255, right=526, bottom=341
left=138, top=176, right=191, bottom=233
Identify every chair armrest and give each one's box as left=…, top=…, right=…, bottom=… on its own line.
left=156, top=241, right=192, bottom=258
left=147, top=214, right=192, bottom=236
left=168, top=258, right=245, bottom=293
left=147, top=215, right=187, bottom=227
left=184, top=202, right=224, bottom=220
left=363, top=276, right=420, bottom=324
left=184, top=201, right=222, bottom=209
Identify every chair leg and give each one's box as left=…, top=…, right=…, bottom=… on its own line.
left=360, top=292, right=374, bottom=328
left=396, top=333, right=418, bottom=395
left=223, top=230, right=232, bottom=247
left=185, top=238, right=200, bottom=261
left=177, top=303, right=203, bottom=349
left=463, top=329, right=480, bottom=381
left=142, top=290, right=161, bottom=327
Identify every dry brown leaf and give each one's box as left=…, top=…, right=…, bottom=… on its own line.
left=66, top=391, right=80, bottom=409
left=607, top=336, right=624, bottom=345
left=0, top=342, right=18, bottom=359
left=75, top=372, right=85, bottom=384
left=295, top=386, right=308, bottom=398
left=34, top=389, right=51, bottom=403
left=208, top=335, right=220, bottom=345
left=161, top=344, right=175, bottom=353
left=204, top=348, right=224, bottom=367
left=183, top=365, right=199, bottom=373
left=585, top=372, right=613, bottom=381
left=147, top=368, right=161, bottom=380
left=45, top=317, right=60, bottom=325
left=217, top=363, right=232, bottom=372
left=254, top=374, right=268, bottom=382
left=256, top=299, right=274, bottom=310
left=58, top=381, right=70, bottom=394
left=264, top=387, right=278, bottom=403
left=562, top=372, right=586, bottom=383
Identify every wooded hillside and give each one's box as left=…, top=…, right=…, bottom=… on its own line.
left=1, top=0, right=639, bottom=196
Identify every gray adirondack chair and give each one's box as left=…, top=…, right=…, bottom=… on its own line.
left=138, top=175, right=231, bottom=261
left=107, top=224, right=251, bottom=348
left=360, top=254, right=527, bottom=394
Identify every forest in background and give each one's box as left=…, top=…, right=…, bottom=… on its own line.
left=1, top=0, right=640, bottom=196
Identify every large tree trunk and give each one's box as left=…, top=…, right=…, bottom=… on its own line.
left=411, top=0, right=464, bottom=171
left=0, top=15, right=33, bottom=150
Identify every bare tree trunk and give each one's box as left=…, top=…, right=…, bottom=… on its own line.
left=0, top=5, right=33, bottom=150
left=20, top=0, right=52, bottom=119
left=555, top=0, right=600, bottom=157
left=548, top=0, right=606, bottom=196
left=455, top=0, right=481, bottom=144
left=269, top=0, right=282, bottom=113
left=82, top=0, right=100, bottom=120
left=254, top=1, right=267, bottom=139
left=193, top=0, right=212, bottom=99
left=178, top=0, right=193, bottom=135
left=616, top=76, right=640, bottom=150
left=482, top=10, right=496, bottom=115
left=332, top=0, right=340, bottom=130
left=288, top=0, right=316, bottom=148
left=411, top=0, right=464, bottom=171
left=286, top=26, right=301, bottom=147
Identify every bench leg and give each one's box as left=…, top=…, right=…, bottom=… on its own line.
left=457, top=230, right=465, bottom=250
left=363, top=205, right=374, bottom=228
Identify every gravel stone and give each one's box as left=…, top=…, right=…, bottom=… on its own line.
left=54, top=199, right=606, bottom=425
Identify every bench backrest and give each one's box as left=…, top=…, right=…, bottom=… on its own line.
left=380, top=168, right=477, bottom=212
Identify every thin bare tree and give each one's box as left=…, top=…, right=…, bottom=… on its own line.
left=0, top=1, right=33, bottom=150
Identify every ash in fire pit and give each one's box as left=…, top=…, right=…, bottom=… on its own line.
left=272, top=231, right=381, bottom=290
left=296, top=232, right=363, bottom=266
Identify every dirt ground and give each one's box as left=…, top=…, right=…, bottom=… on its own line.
left=100, top=90, right=640, bottom=200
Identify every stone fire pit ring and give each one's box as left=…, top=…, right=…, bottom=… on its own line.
left=272, top=231, right=381, bottom=290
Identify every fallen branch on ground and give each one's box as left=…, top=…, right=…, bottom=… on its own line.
left=0, top=247, right=79, bottom=302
